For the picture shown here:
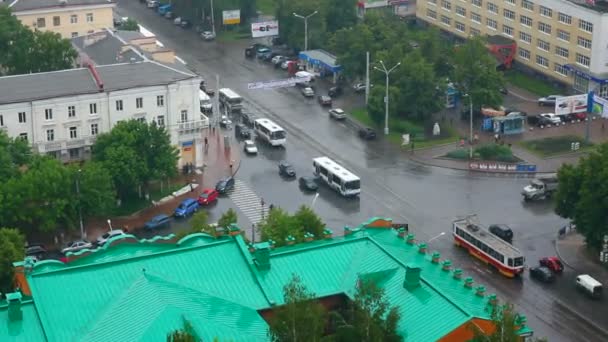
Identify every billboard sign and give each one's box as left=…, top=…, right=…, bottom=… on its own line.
left=222, top=10, right=241, bottom=25
left=554, top=94, right=588, bottom=115
left=591, top=94, right=608, bottom=118
left=469, top=162, right=537, bottom=173
left=251, top=20, right=279, bottom=38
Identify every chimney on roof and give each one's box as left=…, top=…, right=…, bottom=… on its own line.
left=6, top=291, right=23, bottom=322
left=253, top=242, right=271, bottom=270
left=404, top=264, right=421, bottom=290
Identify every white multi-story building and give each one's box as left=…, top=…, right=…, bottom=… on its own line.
left=0, top=60, right=208, bottom=167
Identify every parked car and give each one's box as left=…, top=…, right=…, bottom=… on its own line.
left=329, top=108, right=347, bottom=120
left=280, top=60, right=290, bottom=70
left=328, top=86, right=343, bottom=97
left=179, top=19, right=192, bottom=29
left=318, top=95, right=332, bottom=106
left=243, top=140, right=258, bottom=154
left=538, top=95, right=563, bottom=106
left=220, top=115, right=232, bottom=128
left=215, top=177, right=235, bottom=194
left=25, top=244, right=47, bottom=259
left=527, top=115, right=552, bottom=127
left=301, top=87, right=315, bottom=97
left=499, top=87, right=508, bottom=95
left=241, top=112, right=257, bottom=127
left=198, top=188, right=219, bottom=205
left=96, top=229, right=126, bottom=246
left=530, top=266, right=555, bottom=283
left=358, top=127, right=377, bottom=140
left=235, top=123, right=251, bottom=139
left=353, top=82, right=372, bottom=93
left=278, top=161, right=296, bottom=177
left=245, top=44, right=268, bottom=58
left=256, top=47, right=272, bottom=60
left=299, top=176, right=319, bottom=191
left=539, top=113, right=561, bottom=124
left=201, top=31, right=215, bottom=41
left=174, top=198, right=199, bottom=218
left=488, top=224, right=513, bottom=243
left=144, top=214, right=172, bottom=231
left=271, top=55, right=285, bottom=65
left=539, top=256, right=564, bottom=273
left=61, top=240, right=93, bottom=254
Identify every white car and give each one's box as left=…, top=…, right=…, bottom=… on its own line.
left=243, top=140, right=258, bottom=154
left=280, top=60, right=290, bottom=70
left=96, top=229, right=126, bottom=246
left=329, top=108, right=347, bottom=120
left=201, top=31, right=215, bottom=41
left=61, top=240, right=93, bottom=254
left=539, top=113, right=561, bottom=124
left=353, top=83, right=373, bottom=92
left=301, top=87, right=315, bottom=97
left=271, top=55, right=284, bottom=64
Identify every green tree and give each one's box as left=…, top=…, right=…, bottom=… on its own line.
left=323, top=0, right=358, bottom=33
left=276, top=0, right=327, bottom=50
left=555, top=144, right=608, bottom=248
left=0, top=131, right=31, bottom=180
left=0, top=228, right=25, bottom=294
left=292, top=205, right=325, bottom=238
left=166, top=318, right=199, bottom=342
left=451, top=37, right=504, bottom=111
left=218, top=208, right=238, bottom=229
left=468, top=303, right=546, bottom=342
left=121, top=18, right=140, bottom=31
left=268, top=274, right=326, bottom=342
left=190, top=210, right=209, bottom=232
left=69, top=162, right=116, bottom=220
left=260, top=207, right=299, bottom=246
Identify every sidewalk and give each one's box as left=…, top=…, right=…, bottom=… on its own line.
left=82, top=127, right=241, bottom=242
left=556, top=233, right=608, bottom=286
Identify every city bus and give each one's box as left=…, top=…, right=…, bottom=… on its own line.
left=453, top=217, right=525, bottom=278
left=253, top=118, right=286, bottom=146
left=312, top=157, right=361, bottom=197
left=218, top=88, right=243, bottom=113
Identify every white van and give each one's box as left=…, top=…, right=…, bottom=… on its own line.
left=199, top=90, right=212, bottom=114
left=295, top=71, right=314, bottom=87
left=576, top=274, right=603, bottom=299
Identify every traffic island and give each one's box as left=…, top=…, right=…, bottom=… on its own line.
left=518, top=136, right=594, bottom=157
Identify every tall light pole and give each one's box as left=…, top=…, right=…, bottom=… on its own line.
left=311, top=193, right=319, bottom=209
left=464, top=93, right=474, bottom=159
left=428, top=232, right=446, bottom=244
left=210, top=0, right=216, bottom=36
left=292, top=11, right=318, bottom=51
left=374, top=61, right=401, bottom=135
left=75, top=169, right=85, bottom=239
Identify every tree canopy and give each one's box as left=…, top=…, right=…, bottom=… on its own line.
left=468, top=303, right=546, bottom=342
left=0, top=228, right=25, bottom=294
left=555, top=144, right=608, bottom=249
left=260, top=205, right=325, bottom=246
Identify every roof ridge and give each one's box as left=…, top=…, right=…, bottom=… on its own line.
left=147, top=59, right=196, bottom=77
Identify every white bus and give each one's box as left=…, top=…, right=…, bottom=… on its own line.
left=312, top=157, right=360, bottom=196
left=253, top=118, right=286, bottom=146
left=218, top=88, right=243, bottom=113
left=199, top=90, right=213, bottom=114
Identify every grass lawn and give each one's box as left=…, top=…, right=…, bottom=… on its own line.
left=257, top=0, right=277, bottom=15
left=444, top=144, right=520, bottom=162
left=504, top=70, right=563, bottom=97
left=350, top=108, right=459, bottom=148
left=519, top=135, right=594, bottom=157
left=217, top=28, right=250, bottom=42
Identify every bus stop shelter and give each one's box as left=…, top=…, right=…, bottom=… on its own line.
left=298, top=49, right=343, bottom=84
left=491, top=115, right=525, bottom=135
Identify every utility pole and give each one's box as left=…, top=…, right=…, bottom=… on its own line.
left=76, top=169, right=85, bottom=239
left=374, top=60, right=401, bottom=135
left=365, top=51, right=370, bottom=105
left=469, top=96, right=474, bottom=159
left=210, top=0, right=216, bottom=36
left=293, top=11, right=318, bottom=51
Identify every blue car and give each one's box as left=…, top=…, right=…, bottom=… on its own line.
left=173, top=198, right=199, bottom=218
left=144, top=214, right=172, bottom=230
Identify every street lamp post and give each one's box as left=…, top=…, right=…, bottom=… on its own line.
left=75, top=169, right=85, bottom=239
left=464, top=93, right=474, bottom=159
left=292, top=11, right=318, bottom=51
left=107, top=219, right=113, bottom=232
left=428, top=232, right=446, bottom=244
left=374, top=61, right=401, bottom=135
left=311, top=193, right=319, bottom=209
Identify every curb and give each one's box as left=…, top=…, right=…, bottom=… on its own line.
left=553, top=236, right=577, bottom=271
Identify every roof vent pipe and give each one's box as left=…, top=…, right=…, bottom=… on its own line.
left=404, top=264, right=421, bottom=290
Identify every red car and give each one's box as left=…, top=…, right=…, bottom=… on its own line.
left=539, top=256, right=564, bottom=273
left=198, top=189, right=218, bottom=205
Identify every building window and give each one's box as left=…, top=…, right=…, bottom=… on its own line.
left=539, top=6, right=552, bottom=17
left=427, top=9, right=437, bottom=19
left=471, top=12, right=481, bottom=23
left=598, top=84, right=608, bottom=99
left=521, top=0, right=533, bottom=11
left=554, top=63, right=568, bottom=77
left=180, top=110, right=188, bottom=122
left=18, top=112, right=27, bottom=123
left=53, top=16, right=60, bottom=26
left=538, top=22, right=551, bottom=35
left=472, top=0, right=482, bottom=7
left=19, top=133, right=28, bottom=141
left=71, top=32, right=78, bottom=38
left=156, top=115, right=165, bottom=127
left=520, top=15, right=532, bottom=27
left=156, top=95, right=164, bottom=107
left=456, top=6, right=466, bottom=16
left=537, top=39, right=550, bottom=52
left=428, top=0, right=437, bottom=5
left=577, top=37, right=592, bottom=50
left=455, top=21, right=466, bottom=32
left=503, top=9, right=515, bottom=20
left=116, top=100, right=123, bottom=111
left=441, top=15, right=452, bottom=26
left=555, top=46, right=569, bottom=59
left=441, top=0, right=451, bottom=10
left=536, top=55, right=549, bottom=68
left=36, top=18, right=46, bottom=28
left=487, top=18, right=497, bottom=30
left=70, top=15, right=78, bottom=24
left=136, top=117, right=146, bottom=123
left=502, top=25, right=513, bottom=36
left=558, top=12, right=572, bottom=25
left=519, top=32, right=531, bottom=44
left=68, top=105, right=76, bottom=118
left=46, top=129, right=54, bottom=142
left=69, top=148, right=80, bottom=159
left=69, top=126, right=78, bottom=139
left=576, top=53, right=590, bottom=68
left=470, top=28, right=481, bottom=36
left=86, top=13, right=94, bottom=23
left=136, top=97, right=143, bottom=109
left=574, top=74, right=589, bottom=92
left=578, top=19, right=593, bottom=33
left=557, top=29, right=570, bottom=42
left=90, top=103, right=97, bottom=114
left=487, top=2, right=498, bottom=14
left=505, top=0, right=515, bottom=4
left=519, top=48, right=530, bottom=60
left=91, top=123, right=99, bottom=136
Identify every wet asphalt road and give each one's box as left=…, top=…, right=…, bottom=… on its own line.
left=116, top=3, right=607, bottom=340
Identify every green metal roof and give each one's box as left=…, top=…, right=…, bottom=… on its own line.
left=2, top=219, right=528, bottom=342
left=0, top=300, right=46, bottom=341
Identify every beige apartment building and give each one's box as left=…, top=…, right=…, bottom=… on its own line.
left=8, top=0, right=115, bottom=39
left=416, top=0, right=608, bottom=97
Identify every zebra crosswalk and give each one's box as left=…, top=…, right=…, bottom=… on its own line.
left=227, top=179, right=265, bottom=225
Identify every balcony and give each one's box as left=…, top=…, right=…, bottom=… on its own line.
left=35, top=135, right=97, bottom=153
left=176, top=119, right=209, bottom=134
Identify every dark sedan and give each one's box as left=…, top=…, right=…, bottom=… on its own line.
left=359, top=127, right=377, bottom=140
left=529, top=266, right=555, bottom=283
left=299, top=176, right=319, bottom=191
left=215, top=177, right=235, bottom=194
left=278, top=161, right=296, bottom=177
left=318, top=95, right=332, bottom=106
